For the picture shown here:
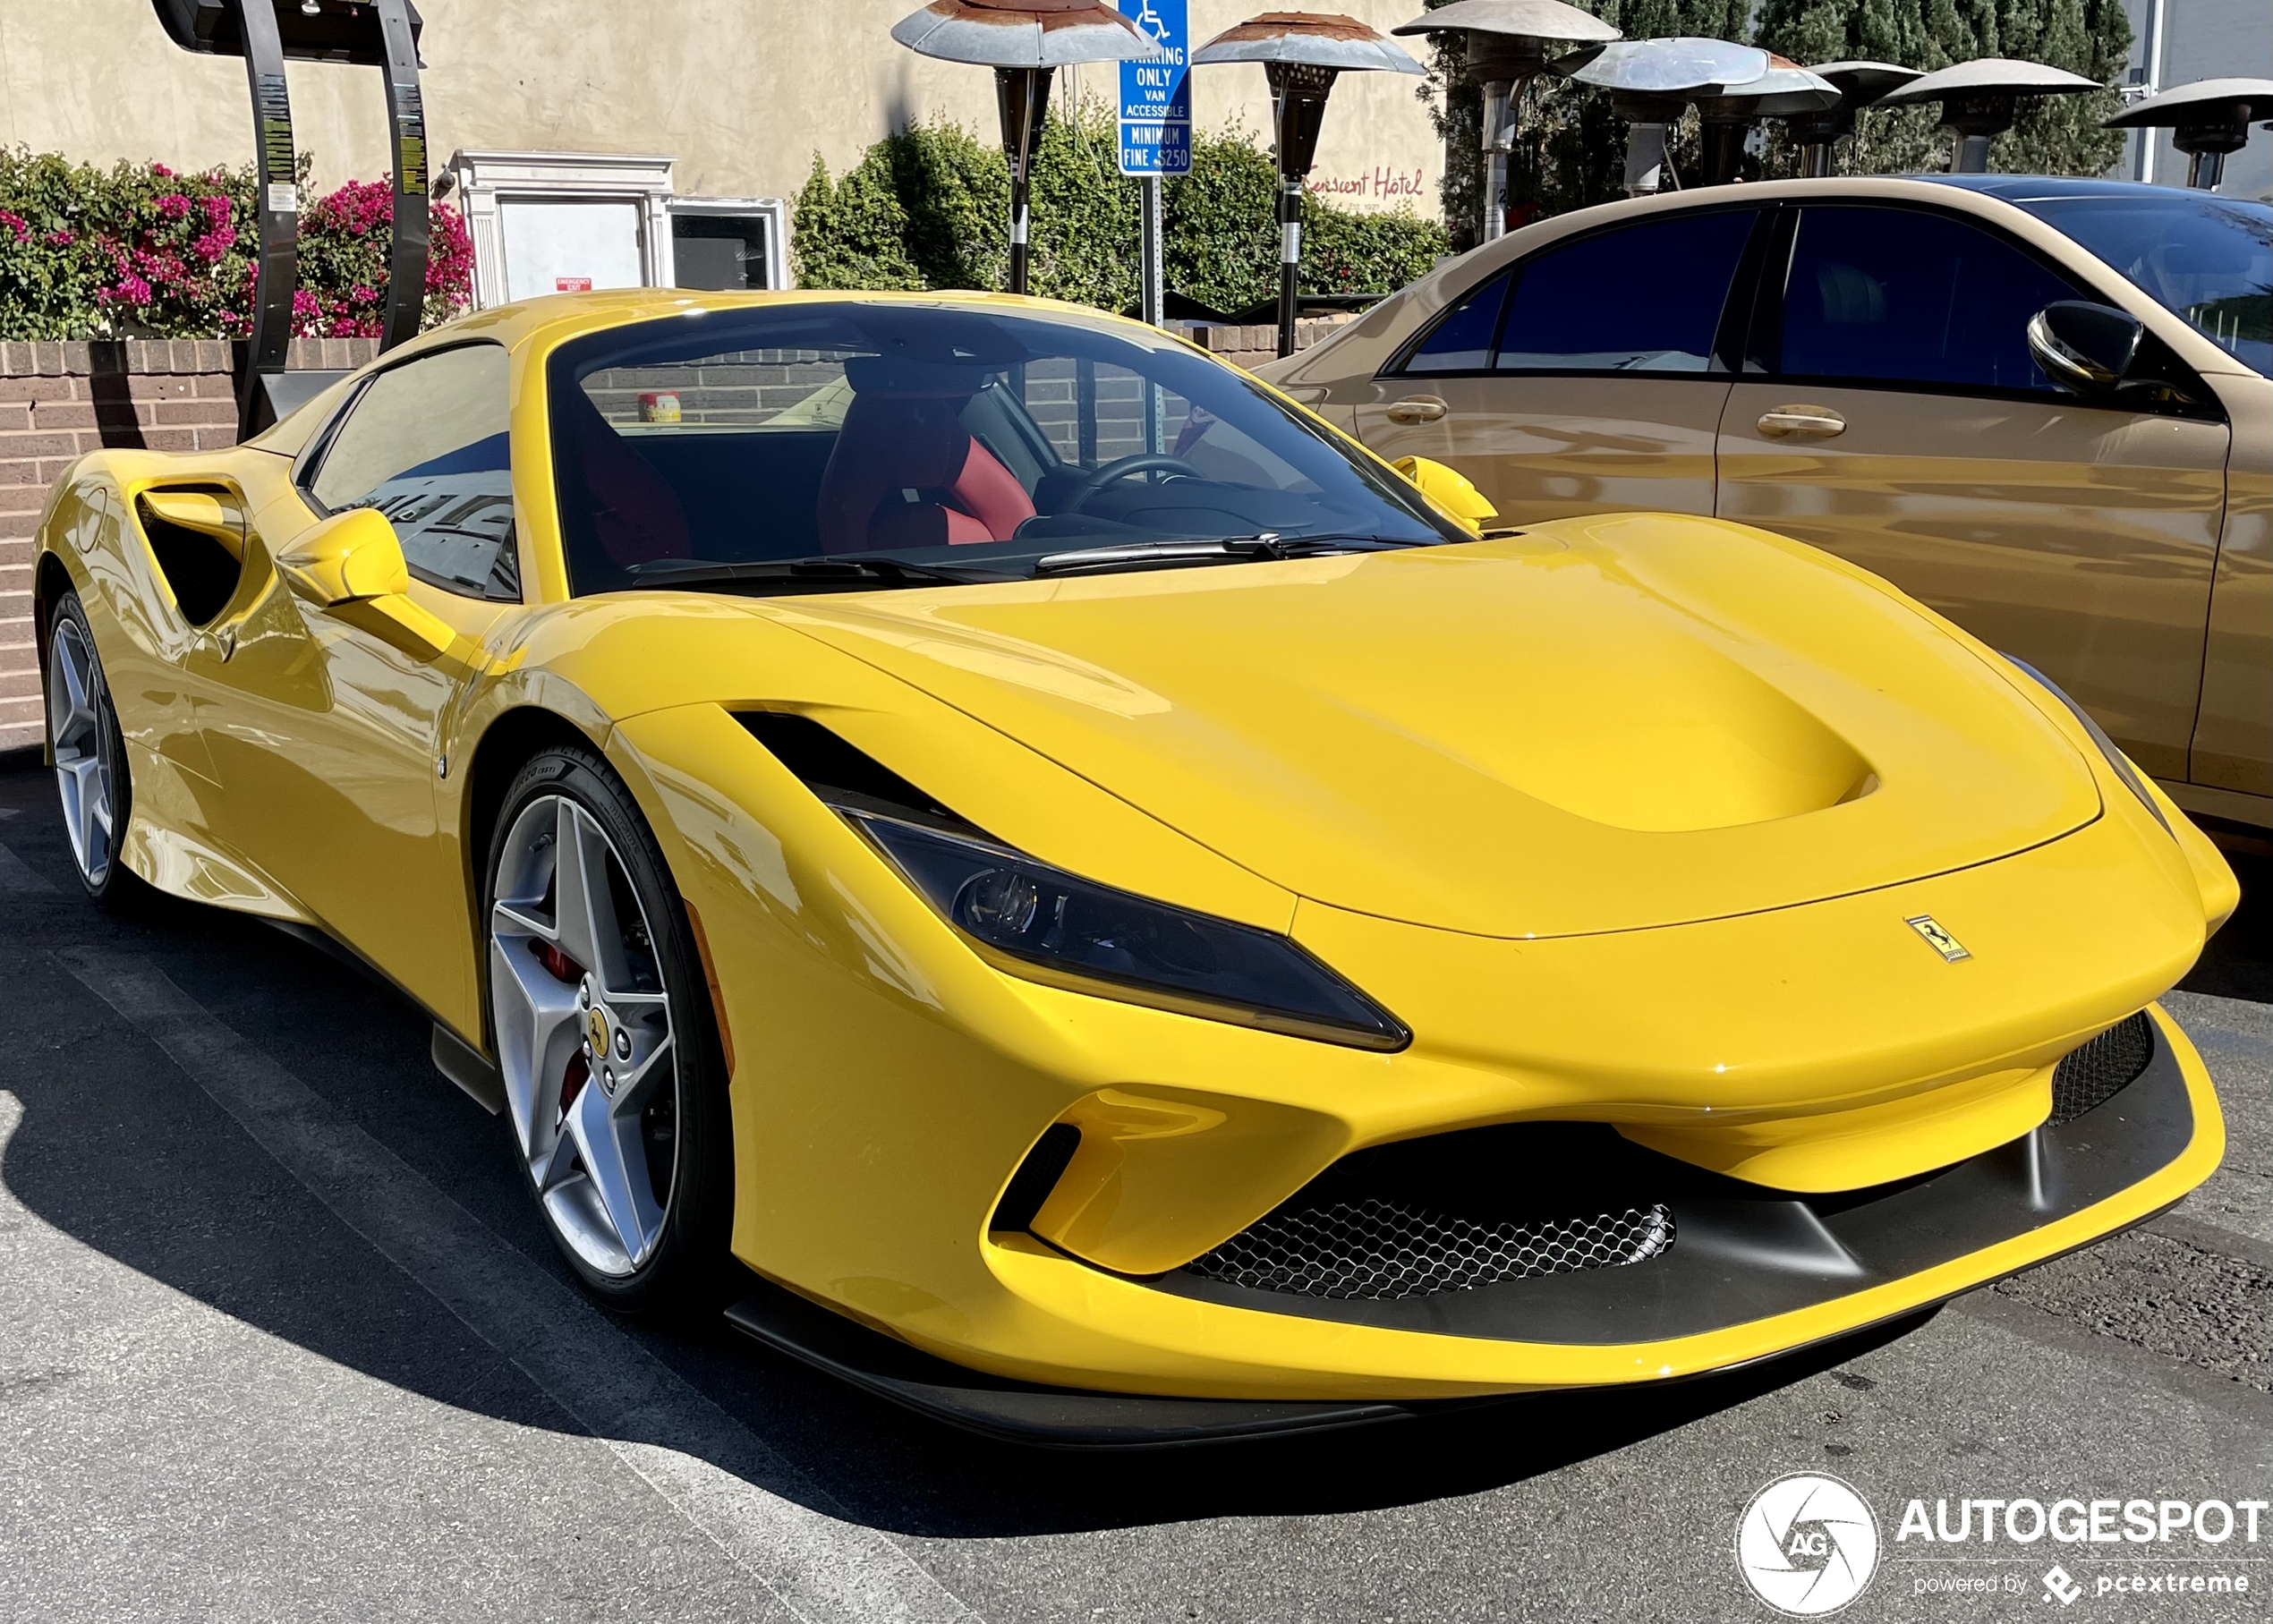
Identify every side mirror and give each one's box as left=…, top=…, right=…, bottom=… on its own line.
left=272, top=506, right=457, bottom=657
left=1393, top=455, right=1499, bottom=534
left=2027, top=301, right=2143, bottom=395
left=273, top=507, right=410, bottom=607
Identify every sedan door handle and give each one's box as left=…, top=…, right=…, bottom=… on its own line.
left=1384, top=395, right=1449, bottom=424
left=1756, top=404, right=1847, bottom=439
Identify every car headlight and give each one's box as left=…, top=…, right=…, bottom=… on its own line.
left=2005, top=656, right=2172, bottom=838
left=837, top=805, right=1409, bottom=1051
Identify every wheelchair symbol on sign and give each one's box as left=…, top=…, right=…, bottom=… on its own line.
left=1131, top=0, right=1169, bottom=43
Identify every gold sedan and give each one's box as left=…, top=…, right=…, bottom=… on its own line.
left=1259, top=175, right=2271, bottom=833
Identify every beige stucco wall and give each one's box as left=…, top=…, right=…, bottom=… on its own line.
left=0, top=1, right=1447, bottom=220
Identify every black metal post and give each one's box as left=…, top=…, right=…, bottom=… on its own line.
left=995, top=65, right=1053, bottom=296
left=373, top=0, right=429, bottom=351
left=237, top=0, right=296, bottom=439
left=1264, top=61, right=1335, bottom=359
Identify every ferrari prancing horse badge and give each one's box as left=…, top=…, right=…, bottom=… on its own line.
left=1905, top=915, right=1971, bottom=963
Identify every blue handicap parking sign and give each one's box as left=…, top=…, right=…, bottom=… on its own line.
left=1117, top=0, right=1189, bottom=176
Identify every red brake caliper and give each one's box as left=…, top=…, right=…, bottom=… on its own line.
left=529, top=939, right=589, bottom=1118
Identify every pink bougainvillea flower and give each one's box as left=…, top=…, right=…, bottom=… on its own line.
left=156, top=193, right=192, bottom=220
left=46, top=229, right=75, bottom=247
left=203, top=194, right=233, bottom=227
left=0, top=209, right=30, bottom=242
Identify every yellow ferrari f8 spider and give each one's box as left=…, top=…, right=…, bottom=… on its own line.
left=32, top=291, right=2237, bottom=1445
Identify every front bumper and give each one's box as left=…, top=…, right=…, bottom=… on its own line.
left=910, top=1003, right=2220, bottom=1402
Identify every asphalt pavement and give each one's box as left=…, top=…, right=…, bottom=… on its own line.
left=0, top=748, right=2266, bottom=1624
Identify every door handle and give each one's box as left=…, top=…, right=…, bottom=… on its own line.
left=1384, top=395, right=1449, bottom=424
left=1756, top=405, right=1846, bottom=439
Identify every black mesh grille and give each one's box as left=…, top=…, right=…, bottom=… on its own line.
left=1185, top=1197, right=1676, bottom=1301
left=2049, top=1012, right=2155, bottom=1127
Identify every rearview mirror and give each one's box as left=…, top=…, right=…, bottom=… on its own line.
left=2027, top=301, right=2143, bottom=395
left=274, top=507, right=411, bottom=607
left=1393, top=455, right=1499, bottom=534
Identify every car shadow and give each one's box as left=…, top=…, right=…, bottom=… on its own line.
left=0, top=752, right=2127, bottom=1540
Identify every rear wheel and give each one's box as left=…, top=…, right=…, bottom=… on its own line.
left=46, top=591, right=141, bottom=910
left=483, top=745, right=733, bottom=1310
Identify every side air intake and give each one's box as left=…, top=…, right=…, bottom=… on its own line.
left=2047, top=1012, right=2155, bottom=1127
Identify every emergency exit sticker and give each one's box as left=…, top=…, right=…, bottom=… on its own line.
left=555, top=277, right=594, bottom=293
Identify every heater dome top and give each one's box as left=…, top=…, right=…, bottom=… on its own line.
left=890, top=0, right=1163, bottom=68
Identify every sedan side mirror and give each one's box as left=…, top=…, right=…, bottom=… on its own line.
left=274, top=507, right=412, bottom=607
left=2027, top=301, right=2144, bottom=396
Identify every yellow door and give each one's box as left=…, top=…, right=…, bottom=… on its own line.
left=1715, top=203, right=2226, bottom=781
left=187, top=343, right=517, bottom=1027
left=1352, top=207, right=1761, bottom=524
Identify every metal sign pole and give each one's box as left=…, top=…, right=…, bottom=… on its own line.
left=373, top=0, right=429, bottom=352
left=1140, top=175, right=1164, bottom=327
left=237, top=0, right=297, bottom=440
left=1117, top=0, right=1188, bottom=326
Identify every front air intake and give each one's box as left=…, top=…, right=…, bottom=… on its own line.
left=1185, top=1196, right=1676, bottom=1302
left=2048, top=1012, right=2155, bottom=1127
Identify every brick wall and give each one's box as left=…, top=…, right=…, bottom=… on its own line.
left=0, top=319, right=1348, bottom=753
left=0, top=337, right=380, bottom=750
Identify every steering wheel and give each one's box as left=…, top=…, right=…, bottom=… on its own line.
left=1062, top=453, right=1203, bottom=514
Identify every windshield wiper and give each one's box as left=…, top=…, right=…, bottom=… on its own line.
left=626, top=556, right=1007, bottom=591
left=1032, top=532, right=1417, bottom=578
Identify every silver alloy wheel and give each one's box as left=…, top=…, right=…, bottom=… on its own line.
left=490, top=794, right=678, bottom=1277
left=47, top=615, right=118, bottom=887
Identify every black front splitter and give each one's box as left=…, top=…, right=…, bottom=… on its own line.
left=723, top=1276, right=1473, bottom=1450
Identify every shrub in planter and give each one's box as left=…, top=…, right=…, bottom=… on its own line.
left=793, top=105, right=1449, bottom=312
left=0, top=148, right=474, bottom=342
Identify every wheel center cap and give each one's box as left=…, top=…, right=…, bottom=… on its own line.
left=586, top=1006, right=609, bottom=1057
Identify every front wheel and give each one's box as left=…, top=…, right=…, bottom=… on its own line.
left=484, top=744, right=733, bottom=1310
left=46, top=590, right=142, bottom=910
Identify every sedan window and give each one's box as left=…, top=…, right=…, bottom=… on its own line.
left=1772, top=208, right=2083, bottom=395
left=1494, top=210, right=1754, bottom=373
left=306, top=343, right=519, bottom=599
left=1400, top=273, right=1511, bottom=372
left=2012, top=193, right=2271, bottom=378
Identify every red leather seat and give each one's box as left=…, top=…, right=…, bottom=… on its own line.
left=558, top=385, right=691, bottom=569
left=816, top=394, right=1034, bottom=555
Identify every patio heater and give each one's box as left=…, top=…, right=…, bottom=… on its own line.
left=1192, top=13, right=1426, bottom=358
left=1875, top=57, right=2103, bottom=174
left=1690, top=55, right=1839, bottom=184
left=890, top=0, right=1161, bottom=296
left=1557, top=37, right=1769, bottom=196
left=149, top=0, right=427, bottom=437
left=1389, top=0, right=1622, bottom=245
left=1788, top=61, right=1920, bottom=176
left=2104, top=78, right=2273, bottom=191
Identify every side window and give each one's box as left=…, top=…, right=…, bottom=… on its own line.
left=1773, top=208, right=2085, bottom=394
left=308, top=343, right=519, bottom=599
left=1494, top=210, right=1755, bottom=373
left=1400, top=273, right=1511, bottom=372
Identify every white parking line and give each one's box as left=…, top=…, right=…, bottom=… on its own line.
left=55, top=946, right=979, bottom=1624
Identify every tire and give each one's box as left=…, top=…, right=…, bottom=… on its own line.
left=45, top=590, right=144, bottom=912
left=482, top=744, right=734, bottom=1311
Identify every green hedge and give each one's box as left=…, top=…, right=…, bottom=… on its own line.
left=793, top=105, right=1450, bottom=313
left=0, top=147, right=473, bottom=342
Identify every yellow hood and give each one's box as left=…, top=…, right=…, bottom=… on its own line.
left=765, top=514, right=2099, bottom=939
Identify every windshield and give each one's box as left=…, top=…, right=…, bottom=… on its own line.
left=2008, top=192, right=2272, bottom=378
left=547, top=302, right=1460, bottom=595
